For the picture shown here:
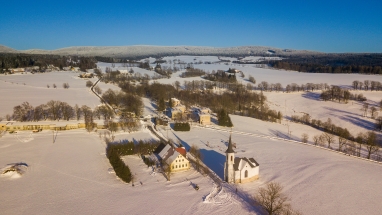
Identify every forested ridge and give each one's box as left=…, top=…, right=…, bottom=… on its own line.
left=270, top=54, right=382, bottom=74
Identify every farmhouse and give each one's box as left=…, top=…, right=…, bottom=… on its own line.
left=79, top=73, right=94, bottom=78
left=194, top=107, right=211, bottom=125
left=155, top=144, right=190, bottom=172
left=171, top=98, right=181, bottom=107
left=9, top=68, right=25, bottom=74
left=227, top=68, right=241, bottom=73
left=224, top=135, right=259, bottom=183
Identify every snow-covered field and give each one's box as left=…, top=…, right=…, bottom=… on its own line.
left=1, top=56, right=382, bottom=214
left=0, top=129, right=254, bottom=214
left=156, top=115, right=382, bottom=215
left=0, top=71, right=119, bottom=117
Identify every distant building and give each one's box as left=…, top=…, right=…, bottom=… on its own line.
left=79, top=73, right=94, bottom=78
left=9, top=68, right=25, bottom=74
left=194, top=107, right=211, bottom=125
left=227, top=68, right=241, bottom=73
left=171, top=98, right=181, bottom=107
left=224, top=135, right=259, bottom=183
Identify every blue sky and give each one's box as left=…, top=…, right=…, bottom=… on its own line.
left=0, top=0, right=381, bottom=52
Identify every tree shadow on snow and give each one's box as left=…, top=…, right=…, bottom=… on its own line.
left=301, top=91, right=321, bottom=101
left=324, top=107, right=360, bottom=116
left=340, top=115, right=376, bottom=130
left=268, top=129, right=290, bottom=139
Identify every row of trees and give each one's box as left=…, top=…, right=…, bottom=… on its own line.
left=10, top=100, right=114, bottom=123
left=311, top=131, right=380, bottom=160
left=320, top=86, right=367, bottom=103
left=180, top=68, right=206, bottom=78
left=291, top=115, right=381, bottom=160
left=352, top=80, right=382, bottom=91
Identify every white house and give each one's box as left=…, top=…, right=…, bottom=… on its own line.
left=224, top=135, right=259, bottom=183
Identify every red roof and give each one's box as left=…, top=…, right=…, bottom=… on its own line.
left=175, top=147, right=187, bottom=156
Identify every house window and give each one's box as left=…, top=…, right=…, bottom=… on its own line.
left=172, top=165, right=174, bottom=169
left=186, top=164, right=187, bottom=167
left=245, top=170, right=248, bottom=178
left=231, top=156, right=233, bottom=161
left=176, top=165, right=177, bottom=168
left=182, top=164, right=184, bottom=167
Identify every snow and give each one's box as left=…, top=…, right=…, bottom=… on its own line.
left=0, top=129, right=254, bottom=214
left=159, top=115, right=382, bottom=215
left=1, top=55, right=382, bottom=214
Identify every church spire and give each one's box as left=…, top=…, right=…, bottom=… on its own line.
left=225, top=134, right=235, bottom=153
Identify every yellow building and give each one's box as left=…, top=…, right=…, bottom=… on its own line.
left=198, top=113, right=211, bottom=125
left=171, top=98, right=181, bottom=107
left=156, top=144, right=190, bottom=172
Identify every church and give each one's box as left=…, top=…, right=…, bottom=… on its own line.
left=224, top=135, right=260, bottom=183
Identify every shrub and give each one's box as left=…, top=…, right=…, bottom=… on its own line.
left=173, top=122, right=191, bottom=131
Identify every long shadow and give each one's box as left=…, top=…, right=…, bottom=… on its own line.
left=172, top=132, right=226, bottom=180
left=324, top=107, right=360, bottom=116
left=268, top=129, right=290, bottom=139
left=340, top=114, right=375, bottom=130
left=150, top=102, right=158, bottom=110
left=301, top=91, right=321, bottom=101
left=199, top=149, right=226, bottom=180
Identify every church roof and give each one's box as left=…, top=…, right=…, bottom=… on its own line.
left=225, top=134, right=235, bottom=153
left=233, top=157, right=259, bottom=171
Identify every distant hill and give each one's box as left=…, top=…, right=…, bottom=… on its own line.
left=0, top=45, right=17, bottom=53
left=0, top=45, right=320, bottom=58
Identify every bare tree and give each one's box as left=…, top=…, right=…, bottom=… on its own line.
left=369, top=106, right=377, bottom=119
left=312, top=135, right=320, bottom=145
left=301, top=133, right=309, bottom=143
left=164, top=163, right=172, bottom=181
left=74, top=104, right=82, bottom=120
left=362, top=103, right=369, bottom=117
left=323, top=133, right=335, bottom=149
left=94, top=85, right=102, bottom=94
left=60, top=102, right=74, bottom=121
left=364, top=131, right=379, bottom=159
left=46, top=100, right=61, bottom=120
left=255, top=182, right=293, bottom=215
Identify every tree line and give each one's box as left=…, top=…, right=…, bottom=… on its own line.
left=9, top=100, right=114, bottom=123
left=270, top=54, right=382, bottom=74
left=0, top=53, right=97, bottom=72
left=291, top=115, right=381, bottom=160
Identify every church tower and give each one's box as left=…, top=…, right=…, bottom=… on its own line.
left=224, top=134, right=235, bottom=183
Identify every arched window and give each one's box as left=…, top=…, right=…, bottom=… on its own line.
left=245, top=170, right=248, bottom=178
left=176, top=165, right=177, bottom=168
left=182, top=164, right=184, bottom=167
left=231, top=156, right=233, bottom=161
